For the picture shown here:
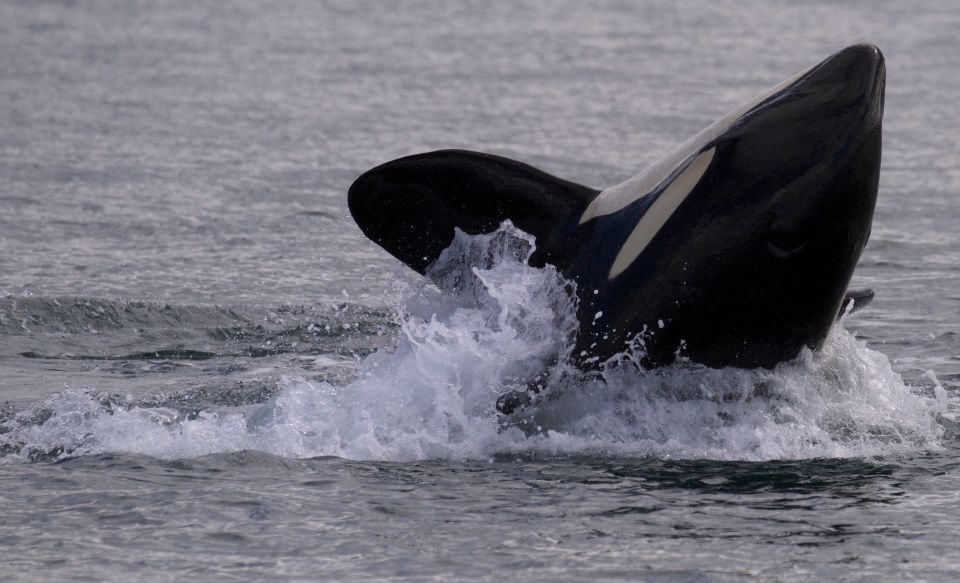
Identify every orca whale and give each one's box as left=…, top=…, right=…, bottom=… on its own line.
left=349, top=44, right=884, bottom=404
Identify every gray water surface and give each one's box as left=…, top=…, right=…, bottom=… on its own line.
left=2, top=1, right=960, bottom=581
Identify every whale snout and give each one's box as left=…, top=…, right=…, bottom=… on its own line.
left=845, top=44, right=886, bottom=123
left=841, top=43, right=884, bottom=67
left=801, top=43, right=885, bottom=126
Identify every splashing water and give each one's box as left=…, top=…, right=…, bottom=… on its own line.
left=0, top=223, right=946, bottom=463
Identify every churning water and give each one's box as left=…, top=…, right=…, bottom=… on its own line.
left=4, top=223, right=945, bottom=465
left=2, top=1, right=960, bottom=581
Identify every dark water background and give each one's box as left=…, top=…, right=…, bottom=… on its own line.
left=2, top=1, right=960, bottom=581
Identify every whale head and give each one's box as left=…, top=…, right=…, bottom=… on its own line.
left=575, top=44, right=885, bottom=368
left=347, top=44, right=885, bottom=373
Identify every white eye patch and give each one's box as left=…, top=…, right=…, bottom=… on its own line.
left=608, top=147, right=715, bottom=280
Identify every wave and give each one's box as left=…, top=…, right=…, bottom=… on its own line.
left=0, top=295, right=395, bottom=360
left=0, top=224, right=949, bottom=463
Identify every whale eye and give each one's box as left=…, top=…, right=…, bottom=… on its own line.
left=768, top=225, right=806, bottom=257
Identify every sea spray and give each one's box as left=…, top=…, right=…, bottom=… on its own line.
left=0, top=224, right=946, bottom=462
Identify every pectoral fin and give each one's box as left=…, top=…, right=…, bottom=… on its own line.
left=348, top=149, right=598, bottom=274
left=838, top=288, right=874, bottom=319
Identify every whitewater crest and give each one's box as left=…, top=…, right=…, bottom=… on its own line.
left=0, top=223, right=948, bottom=462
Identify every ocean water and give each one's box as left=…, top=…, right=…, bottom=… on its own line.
left=2, top=1, right=960, bottom=581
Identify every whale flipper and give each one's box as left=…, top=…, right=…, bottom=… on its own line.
left=839, top=288, right=875, bottom=318
left=349, top=149, right=599, bottom=274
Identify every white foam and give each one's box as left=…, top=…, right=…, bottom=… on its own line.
left=0, top=223, right=947, bottom=463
